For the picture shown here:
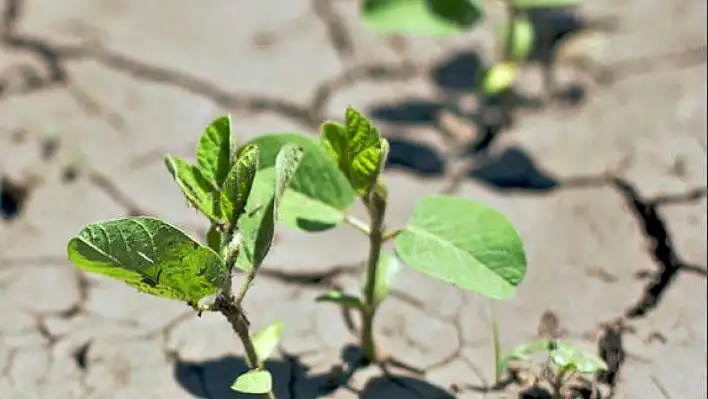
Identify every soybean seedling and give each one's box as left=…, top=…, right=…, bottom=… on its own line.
left=67, top=116, right=304, bottom=398
left=360, top=0, right=607, bottom=127
left=500, top=338, right=608, bottom=397
left=241, top=106, right=528, bottom=364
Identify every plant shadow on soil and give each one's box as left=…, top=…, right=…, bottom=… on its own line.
left=374, top=7, right=605, bottom=191
left=174, top=344, right=456, bottom=398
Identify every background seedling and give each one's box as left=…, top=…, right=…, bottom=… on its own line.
left=500, top=338, right=608, bottom=396
left=241, top=106, right=528, bottom=364
left=68, top=116, right=303, bottom=398
left=360, top=0, right=608, bottom=127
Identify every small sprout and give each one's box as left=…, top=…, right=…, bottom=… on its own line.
left=231, top=369, right=273, bottom=394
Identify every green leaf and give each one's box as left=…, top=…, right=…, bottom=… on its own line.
left=321, top=107, right=383, bottom=197
left=221, top=143, right=260, bottom=225
left=253, top=321, right=285, bottom=362
left=67, top=217, right=228, bottom=307
left=480, top=62, right=519, bottom=95
left=366, top=251, right=402, bottom=307
left=500, top=339, right=552, bottom=373
left=502, top=15, right=535, bottom=62
left=164, top=155, right=219, bottom=223
left=236, top=145, right=304, bottom=271
left=245, top=133, right=356, bottom=232
left=231, top=369, right=273, bottom=394
left=395, top=195, right=527, bottom=300
left=551, top=342, right=608, bottom=375
left=362, top=0, right=485, bottom=36
left=197, top=115, right=232, bottom=187
left=511, top=0, right=583, bottom=9
left=316, top=290, right=364, bottom=311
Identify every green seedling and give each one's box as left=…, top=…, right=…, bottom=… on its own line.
left=67, top=116, right=303, bottom=398
left=500, top=338, right=608, bottom=396
left=361, top=0, right=607, bottom=126
left=66, top=106, right=529, bottom=396
left=240, top=106, right=527, bottom=363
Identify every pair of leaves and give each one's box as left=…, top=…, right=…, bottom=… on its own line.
left=501, top=339, right=608, bottom=376
left=166, top=116, right=259, bottom=229
left=321, top=106, right=389, bottom=199
left=231, top=320, right=284, bottom=394
left=362, top=0, right=485, bottom=36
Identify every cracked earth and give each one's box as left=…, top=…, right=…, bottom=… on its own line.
left=0, top=0, right=706, bottom=398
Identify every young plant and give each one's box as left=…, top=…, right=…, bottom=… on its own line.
left=500, top=338, right=608, bottom=396
left=239, top=106, right=528, bottom=363
left=66, top=116, right=304, bottom=398
left=360, top=0, right=604, bottom=125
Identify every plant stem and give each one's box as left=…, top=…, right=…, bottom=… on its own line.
left=360, top=202, right=385, bottom=363
left=500, top=0, right=517, bottom=128
left=214, top=293, right=275, bottom=399
left=381, top=228, right=402, bottom=242
left=344, top=214, right=371, bottom=236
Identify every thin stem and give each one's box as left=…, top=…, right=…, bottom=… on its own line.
left=360, top=200, right=385, bottom=363
left=500, top=0, right=517, bottom=128
left=344, top=214, right=371, bottom=236
left=215, top=293, right=274, bottom=399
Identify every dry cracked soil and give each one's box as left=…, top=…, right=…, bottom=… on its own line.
left=0, top=0, right=706, bottom=398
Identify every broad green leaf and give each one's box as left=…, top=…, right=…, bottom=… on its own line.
left=245, top=133, right=356, bottom=231
left=253, top=321, right=285, bottom=362
left=365, top=251, right=402, bottom=307
left=395, top=195, right=527, bottom=300
left=551, top=342, right=608, bottom=375
left=480, top=62, right=519, bottom=95
left=221, top=144, right=260, bottom=225
left=197, top=115, right=232, bottom=187
left=67, top=217, right=227, bottom=307
left=321, top=107, right=383, bottom=197
left=501, top=15, right=535, bottom=62
left=236, top=145, right=304, bottom=271
left=316, top=290, right=364, bottom=311
left=231, top=369, right=272, bottom=394
left=164, top=155, right=219, bottom=222
left=362, top=0, right=484, bottom=36
left=500, top=339, right=551, bottom=373
left=511, top=0, right=583, bottom=9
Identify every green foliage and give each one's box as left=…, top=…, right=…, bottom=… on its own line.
left=231, top=370, right=273, bottom=394
left=245, top=133, right=356, bottom=231
left=252, top=321, right=285, bottom=363
left=503, top=15, right=536, bottom=62
left=67, top=217, right=227, bottom=308
left=510, top=0, right=583, bottom=9
left=480, top=62, right=519, bottom=95
left=235, top=144, right=304, bottom=271
left=321, top=107, right=386, bottom=197
left=395, top=195, right=527, bottom=299
left=551, top=342, right=608, bottom=375
left=197, top=115, right=233, bottom=187
left=361, top=0, right=484, bottom=36
left=220, top=143, right=259, bottom=225
left=367, top=251, right=403, bottom=307
left=316, top=290, right=365, bottom=311
left=164, top=155, right=219, bottom=222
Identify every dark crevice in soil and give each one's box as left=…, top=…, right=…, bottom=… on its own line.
left=596, top=319, right=629, bottom=388
left=257, top=263, right=360, bottom=286
left=86, top=170, right=147, bottom=216
left=611, top=178, right=695, bottom=318
left=312, top=0, right=355, bottom=63
left=72, top=342, right=91, bottom=370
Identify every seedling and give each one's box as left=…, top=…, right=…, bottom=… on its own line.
left=499, top=338, right=608, bottom=396
left=361, top=0, right=606, bottom=125
left=67, top=115, right=304, bottom=398
left=242, top=106, right=527, bottom=364
left=67, top=106, right=528, bottom=396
